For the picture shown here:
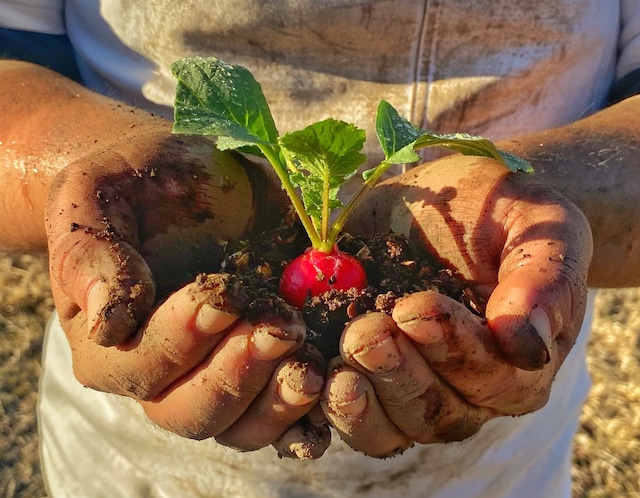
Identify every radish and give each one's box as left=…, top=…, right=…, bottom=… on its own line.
left=279, top=247, right=367, bottom=308
left=170, top=57, right=532, bottom=308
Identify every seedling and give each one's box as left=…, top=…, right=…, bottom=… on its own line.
left=171, top=57, right=532, bottom=308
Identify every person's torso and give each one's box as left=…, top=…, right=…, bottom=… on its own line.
left=49, top=2, right=614, bottom=495
left=67, top=0, right=619, bottom=162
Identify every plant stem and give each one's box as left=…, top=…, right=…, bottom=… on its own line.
left=258, top=144, right=323, bottom=249
left=328, top=160, right=392, bottom=246
left=321, top=170, right=330, bottom=243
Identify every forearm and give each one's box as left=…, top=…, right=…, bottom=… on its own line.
left=499, top=95, right=640, bottom=288
left=0, top=60, right=168, bottom=251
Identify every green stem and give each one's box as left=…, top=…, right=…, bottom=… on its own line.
left=258, top=144, right=323, bottom=249
left=328, top=160, right=392, bottom=246
left=321, top=171, right=330, bottom=243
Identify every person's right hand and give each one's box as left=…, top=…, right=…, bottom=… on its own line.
left=45, top=130, right=329, bottom=458
left=320, top=154, right=592, bottom=457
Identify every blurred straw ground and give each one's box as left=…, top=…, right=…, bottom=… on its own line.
left=0, top=250, right=639, bottom=498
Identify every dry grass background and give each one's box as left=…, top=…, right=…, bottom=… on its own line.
left=0, top=250, right=639, bottom=498
left=1, top=252, right=53, bottom=498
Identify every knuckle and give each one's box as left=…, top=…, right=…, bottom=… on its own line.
left=70, top=363, right=100, bottom=392
left=169, top=420, right=216, bottom=441
left=362, top=440, right=413, bottom=459
left=488, top=377, right=551, bottom=416
left=432, top=409, right=487, bottom=443
left=215, top=433, right=264, bottom=452
left=156, top=336, right=199, bottom=370
left=73, top=362, right=156, bottom=401
left=114, top=374, right=155, bottom=401
left=216, top=372, right=260, bottom=400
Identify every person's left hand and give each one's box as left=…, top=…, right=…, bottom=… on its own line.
left=44, top=131, right=329, bottom=458
left=320, top=154, right=593, bottom=457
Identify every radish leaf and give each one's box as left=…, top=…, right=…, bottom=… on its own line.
left=495, top=149, right=535, bottom=174
left=374, top=100, right=534, bottom=174
left=375, top=100, right=423, bottom=165
left=413, top=131, right=534, bottom=174
left=280, top=119, right=366, bottom=240
left=171, top=57, right=278, bottom=152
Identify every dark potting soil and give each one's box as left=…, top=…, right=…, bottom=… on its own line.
left=216, top=219, right=479, bottom=361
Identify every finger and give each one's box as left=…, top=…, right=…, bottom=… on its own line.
left=393, top=291, right=555, bottom=415
left=340, top=312, right=492, bottom=443
left=215, top=344, right=325, bottom=452
left=322, top=359, right=412, bottom=458
left=273, top=404, right=332, bottom=460
left=140, top=305, right=306, bottom=440
left=486, top=185, right=592, bottom=370
left=348, top=158, right=591, bottom=371
left=68, top=273, right=248, bottom=400
left=46, top=139, right=260, bottom=345
left=47, top=155, right=156, bottom=346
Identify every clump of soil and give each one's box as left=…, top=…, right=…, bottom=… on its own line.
left=218, top=218, right=478, bottom=360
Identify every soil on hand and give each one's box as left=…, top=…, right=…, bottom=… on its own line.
left=218, top=217, right=479, bottom=360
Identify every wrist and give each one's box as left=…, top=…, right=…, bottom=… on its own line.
left=496, top=96, right=640, bottom=286
left=0, top=61, right=171, bottom=251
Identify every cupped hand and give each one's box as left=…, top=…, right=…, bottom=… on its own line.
left=322, top=155, right=593, bottom=457
left=45, top=130, right=329, bottom=457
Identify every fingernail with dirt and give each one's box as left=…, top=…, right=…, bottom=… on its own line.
left=530, top=307, right=553, bottom=351
left=194, top=273, right=249, bottom=315
left=330, top=391, right=368, bottom=418
left=393, top=308, right=445, bottom=344
left=352, top=335, right=401, bottom=374
left=250, top=326, right=299, bottom=360
left=278, top=368, right=324, bottom=406
left=86, top=280, right=109, bottom=337
left=275, top=421, right=331, bottom=460
left=512, top=309, right=552, bottom=371
left=195, top=303, right=239, bottom=334
left=325, top=367, right=368, bottom=418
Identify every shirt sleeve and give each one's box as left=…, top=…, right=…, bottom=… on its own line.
left=0, top=1, right=80, bottom=81
left=609, top=0, right=640, bottom=102
left=616, top=0, right=640, bottom=79
left=0, top=0, right=66, bottom=34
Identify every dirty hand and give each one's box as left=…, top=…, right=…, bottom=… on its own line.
left=45, top=131, right=329, bottom=457
left=322, top=155, right=592, bottom=457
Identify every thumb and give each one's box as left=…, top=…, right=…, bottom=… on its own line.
left=486, top=200, right=592, bottom=370
left=46, top=154, right=156, bottom=346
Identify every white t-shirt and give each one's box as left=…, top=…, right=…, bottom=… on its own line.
left=39, top=292, right=597, bottom=498
left=0, top=0, right=65, bottom=33
left=3, top=0, right=637, bottom=496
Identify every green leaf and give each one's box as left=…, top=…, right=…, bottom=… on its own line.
left=375, top=100, right=422, bottom=164
left=171, top=57, right=279, bottom=150
left=372, top=101, right=534, bottom=174
left=279, top=119, right=366, bottom=233
left=496, top=149, right=535, bottom=174
left=360, top=100, right=422, bottom=182
left=413, top=131, right=500, bottom=158
left=413, top=131, right=534, bottom=173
